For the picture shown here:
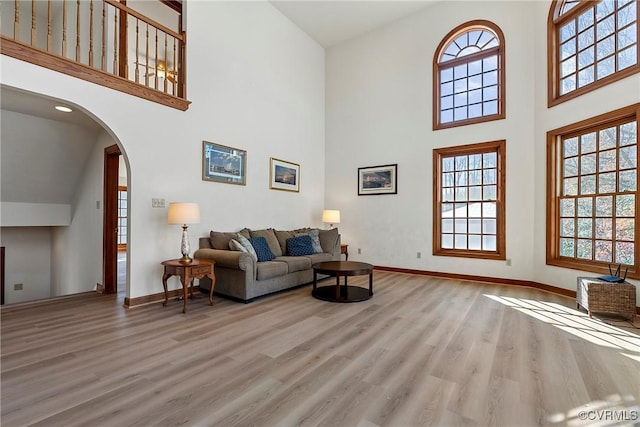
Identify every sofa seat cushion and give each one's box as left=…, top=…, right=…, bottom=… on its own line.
left=306, top=253, right=333, bottom=264
left=275, top=256, right=312, bottom=273
left=256, top=261, right=288, bottom=281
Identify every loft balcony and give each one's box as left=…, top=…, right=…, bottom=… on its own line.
left=1, top=0, right=190, bottom=111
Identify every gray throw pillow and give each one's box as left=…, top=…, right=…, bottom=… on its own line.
left=235, top=233, right=258, bottom=260
left=295, top=228, right=323, bottom=253
left=229, top=239, right=245, bottom=252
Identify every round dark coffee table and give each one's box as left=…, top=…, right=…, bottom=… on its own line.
left=312, top=261, right=374, bottom=303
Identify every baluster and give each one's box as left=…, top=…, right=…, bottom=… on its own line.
left=101, top=0, right=106, bottom=71
left=135, top=18, right=139, bottom=84
left=154, top=27, right=158, bottom=91
left=163, top=33, right=168, bottom=93
left=88, top=0, right=93, bottom=66
left=172, top=37, right=177, bottom=95
left=113, top=6, right=118, bottom=74
left=14, top=0, right=19, bottom=40
left=31, top=0, right=36, bottom=46
left=75, top=0, right=80, bottom=61
left=62, top=0, right=67, bottom=57
left=47, top=0, right=52, bottom=51
left=145, top=23, right=149, bottom=86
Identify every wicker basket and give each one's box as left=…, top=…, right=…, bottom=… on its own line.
left=576, top=277, right=636, bottom=320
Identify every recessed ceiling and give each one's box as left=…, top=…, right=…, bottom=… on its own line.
left=270, top=1, right=437, bottom=48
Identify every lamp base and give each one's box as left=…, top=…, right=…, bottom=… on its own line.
left=179, top=224, right=192, bottom=263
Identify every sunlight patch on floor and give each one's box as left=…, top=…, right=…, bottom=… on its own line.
left=483, top=294, right=640, bottom=353
left=547, top=394, right=639, bottom=426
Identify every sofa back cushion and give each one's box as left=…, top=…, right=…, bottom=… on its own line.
left=286, top=235, right=315, bottom=256
left=249, top=237, right=276, bottom=262
left=319, top=228, right=339, bottom=253
left=210, top=228, right=250, bottom=250
left=274, top=229, right=296, bottom=255
left=249, top=228, right=282, bottom=257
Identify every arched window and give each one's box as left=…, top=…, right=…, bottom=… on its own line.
left=433, top=20, right=505, bottom=130
left=548, top=0, right=639, bottom=106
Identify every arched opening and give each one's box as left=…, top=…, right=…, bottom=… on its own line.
left=0, top=85, right=131, bottom=305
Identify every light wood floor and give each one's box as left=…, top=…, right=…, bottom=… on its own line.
left=1, top=271, right=639, bottom=427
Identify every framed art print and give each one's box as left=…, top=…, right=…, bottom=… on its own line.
left=270, top=157, right=300, bottom=192
left=358, top=164, right=397, bottom=195
left=202, top=141, right=247, bottom=185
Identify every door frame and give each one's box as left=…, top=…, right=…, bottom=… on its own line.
left=103, top=144, right=121, bottom=294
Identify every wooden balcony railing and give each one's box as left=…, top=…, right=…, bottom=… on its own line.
left=1, top=0, right=190, bottom=110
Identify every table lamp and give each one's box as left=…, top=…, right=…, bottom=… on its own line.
left=322, top=209, right=341, bottom=229
left=168, top=202, right=200, bottom=262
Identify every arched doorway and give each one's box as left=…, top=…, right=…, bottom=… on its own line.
left=0, top=85, right=130, bottom=304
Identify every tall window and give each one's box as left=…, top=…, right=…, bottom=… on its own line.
left=433, top=140, right=506, bottom=260
left=117, top=186, right=127, bottom=251
left=549, top=0, right=638, bottom=106
left=547, top=104, right=639, bottom=278
left=433, top=20, right=505, bottom=130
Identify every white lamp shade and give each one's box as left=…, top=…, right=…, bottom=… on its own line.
left=168, top=202, right=201, bottom=225
left=322, top=209, right=341, bottom=224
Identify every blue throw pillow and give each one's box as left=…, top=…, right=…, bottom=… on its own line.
left=249, top=237, right=276, bottom=262
left=287, top=235, right=315, bottom=256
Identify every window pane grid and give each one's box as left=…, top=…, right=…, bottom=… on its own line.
left=117, top=189, right=128, bottom=246
left=437, top=22, right=503, bottom=128
left=559, top=118, right=637, bottom=265
left=440, top=150, right=499, bottom=252
left=558, top=0, right=637, bottom=96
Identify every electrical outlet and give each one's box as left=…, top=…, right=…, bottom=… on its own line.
left=506, top=259, right=512, bottom=266
left=417, top=252, right=421, bottom=259
left=357, top=248, right=362, bottom=254
left=152, top=198, right=166, bottom=208
left=14, top=283, right=23, bottom=291
left=96, top=201, right=101, bottom=209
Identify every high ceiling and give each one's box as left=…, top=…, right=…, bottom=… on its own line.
left=270, top=1, right=437, bottom=47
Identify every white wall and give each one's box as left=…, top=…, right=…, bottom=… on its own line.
left=530, top=1, right=640, bottom=299
left=1, top=1, right=325, bottom=299
left=326, top=1, right=537, bottom=280
left=325, top=0, right=639, bottom=304
left=51, top=130, right=115, bottom=297
left=0, top=227, right=53, bottom=303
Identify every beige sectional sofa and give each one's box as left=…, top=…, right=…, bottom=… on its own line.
left=194, top=227, right=341, bottom=303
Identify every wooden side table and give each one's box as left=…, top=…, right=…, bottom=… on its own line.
left=341, top=243, right=349, bottom=261
left=161, top=259, right=215, bottom=313
left=576, top=276, right=636, bottom=320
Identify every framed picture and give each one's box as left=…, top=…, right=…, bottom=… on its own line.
left=202, top=141, right=247, bottom=185
left=358, top=164, right=398, bottom=195
left=270, top=157, right=300, bottom=192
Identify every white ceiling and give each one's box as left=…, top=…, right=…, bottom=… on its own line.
left=1, top=86, right=103, bottom=131
left=270, top=1, right=438, bottom=48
